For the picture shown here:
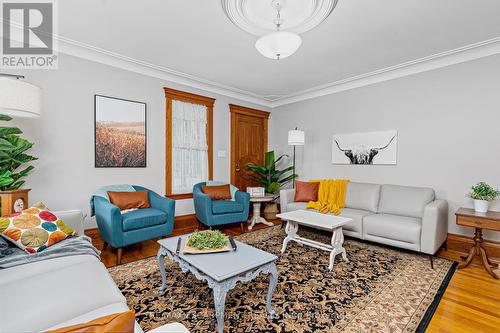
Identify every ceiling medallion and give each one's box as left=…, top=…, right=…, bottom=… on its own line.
left=222, top=0, right=338, bottom=60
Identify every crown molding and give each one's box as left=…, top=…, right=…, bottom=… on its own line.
left=270, top=36, right=500, bottom=107
left=56, top=36, right=275, bottom=108
left=54, top=35, right=500, bottom=109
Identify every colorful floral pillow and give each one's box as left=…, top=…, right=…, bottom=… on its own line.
left=0, top=207, right=76, bottom=253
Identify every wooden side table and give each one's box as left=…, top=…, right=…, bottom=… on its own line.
left=455, top=208, right=500, bottom=279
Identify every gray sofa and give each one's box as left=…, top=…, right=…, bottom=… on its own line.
left=280, top=182, right=448, bottom=265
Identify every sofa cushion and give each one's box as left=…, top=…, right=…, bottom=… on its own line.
left=108, top=190, right=150, bottom=211
left=212, top=200, right=244, bottom=214
left=363, top=214, right=421, bottom=246
left=202, top=184, right=232, bottom=200
left=345, top=182, right=381, bottom=212
left=1, top=260, right=126, bottom=333
left=0, top=208, right=76, bottom=254
left=43, top=303, right=131, bottom=332
left=122, top=208, right=167, bottom=231
left=0, top=254, right=97, bottom=286
left=45, top=310, right=135, bottom=333
left=340, top=208, right=373, bottom=235
left=378, top=184, right=435, bottom=218
left=294, top=181, right=320, bottom=202
left=287, top=202, right=307, bottom=212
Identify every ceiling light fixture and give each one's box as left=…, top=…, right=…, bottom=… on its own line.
left=255, top=0, right=302, bottom=60
left=0, top=74, right=41, bottom=117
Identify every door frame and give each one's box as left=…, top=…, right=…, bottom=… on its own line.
left=229, top=104, right=270, bottom=186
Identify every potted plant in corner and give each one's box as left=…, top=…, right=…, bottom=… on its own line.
left=468, top=182, right=500, bottom=213
left=245, top=151, right=297, bottom=220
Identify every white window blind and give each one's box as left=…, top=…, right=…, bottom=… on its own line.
left=171, top=100, right=208, bottom=194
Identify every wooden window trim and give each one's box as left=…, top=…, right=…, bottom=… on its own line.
left=229, top=104, right=270, bottom=185
left=164, top=88, right=215, bottom=199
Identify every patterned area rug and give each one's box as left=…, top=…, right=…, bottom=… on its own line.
left=109, top=226, right=455, bottom=333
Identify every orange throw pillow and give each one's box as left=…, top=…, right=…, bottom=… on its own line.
left=44, top=310, right=135, bottom=333
left=294, top=181, right=320, bottom=202
left=201, top=184, right=232, bottom=200
left=107, top=191, right=150, bottom=210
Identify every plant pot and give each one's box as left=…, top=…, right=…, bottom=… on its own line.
left=264, top=202, right=278, bottom=220
left=473, top=199, right=489, bottom=213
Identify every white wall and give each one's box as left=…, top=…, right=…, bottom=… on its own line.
left=7, top=54, right=269, bottom=229
left=270, top=54, right=500, bottom=241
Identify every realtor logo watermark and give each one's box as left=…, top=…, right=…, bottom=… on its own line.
left=1, top=0, right=58, bottom=69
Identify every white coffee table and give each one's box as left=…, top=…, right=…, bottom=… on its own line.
left=248, top=195, right=275, bottom=230
left=277, top=209, right=352, bottom=270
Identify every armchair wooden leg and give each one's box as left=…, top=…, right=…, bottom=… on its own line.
left=102, top=242, right=108, bottom=251
left=240, top=222, right=244, bottom=234
left=429, top=255, right=434, bottom=269
left=117, top=248, right=123, bottom=265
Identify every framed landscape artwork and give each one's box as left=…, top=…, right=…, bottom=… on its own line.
left=94, top=95, right=146, bottom=167
left=332, top=130, right=398, bottom=165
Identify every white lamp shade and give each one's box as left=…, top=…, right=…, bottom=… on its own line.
left=255, top=31, right=302, bottom=60
left=288, top=129, right=305, bottom=146
left=0, top=77, right=41, bottom=117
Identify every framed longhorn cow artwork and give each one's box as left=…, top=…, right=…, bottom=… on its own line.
left=332, top=130, right=398, bottom=165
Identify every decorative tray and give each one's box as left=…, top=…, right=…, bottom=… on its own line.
left=178, top=233, right=237, bottom=255
left=182, top=242, right=231, bottom=254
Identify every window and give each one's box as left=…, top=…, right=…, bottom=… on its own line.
left=164, top=88, right=214, bottom=198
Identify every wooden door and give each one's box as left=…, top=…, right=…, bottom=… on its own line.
left=230, top=104, right=270, bottom=191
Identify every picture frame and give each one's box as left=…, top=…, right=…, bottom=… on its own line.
left=94, top=94, right=147, bottom=168
left=332, top=130, right=398, bottom=165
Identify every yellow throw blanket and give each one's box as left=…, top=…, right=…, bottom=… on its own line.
left=306, top=179, right=349, bottom=215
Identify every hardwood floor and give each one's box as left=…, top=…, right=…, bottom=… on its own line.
left=428, top=249, right=500, bottom=333
left=86, top=219, right=500, bottom=332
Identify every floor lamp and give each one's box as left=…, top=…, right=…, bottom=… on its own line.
left=288, top=127, right=305, bottom=188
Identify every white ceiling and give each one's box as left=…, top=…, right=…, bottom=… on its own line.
left=58, top=0, right=500, bottom=106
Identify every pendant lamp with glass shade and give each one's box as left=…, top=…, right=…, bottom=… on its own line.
left=255, top=0, right=302, bottom=60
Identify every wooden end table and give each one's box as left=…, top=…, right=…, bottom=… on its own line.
left=455, top=208, right=500, bottom=279
left=248, top=195, right=275, bottom=230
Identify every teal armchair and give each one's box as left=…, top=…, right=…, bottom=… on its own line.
left=193, top=182, right=250, bottom=232
left=91, top=185, right=175, bottom=264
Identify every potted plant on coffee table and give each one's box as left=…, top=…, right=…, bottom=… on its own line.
left=468, top=182, right=500, bottom=213
left=245, top=151, right=297, bottom=220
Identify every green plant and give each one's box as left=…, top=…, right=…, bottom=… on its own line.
left=187, top=230, right=227, bottom=250
left=0, top=114, right=37, bottom=191
left=468, top=182, right=500, bottom=201
left=244, top=150, right=297, bottom=195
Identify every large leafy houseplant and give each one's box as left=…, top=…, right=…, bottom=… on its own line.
left=244, top=151, right=297, bottom=196
left=0, top=114, right=37, bottom=191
